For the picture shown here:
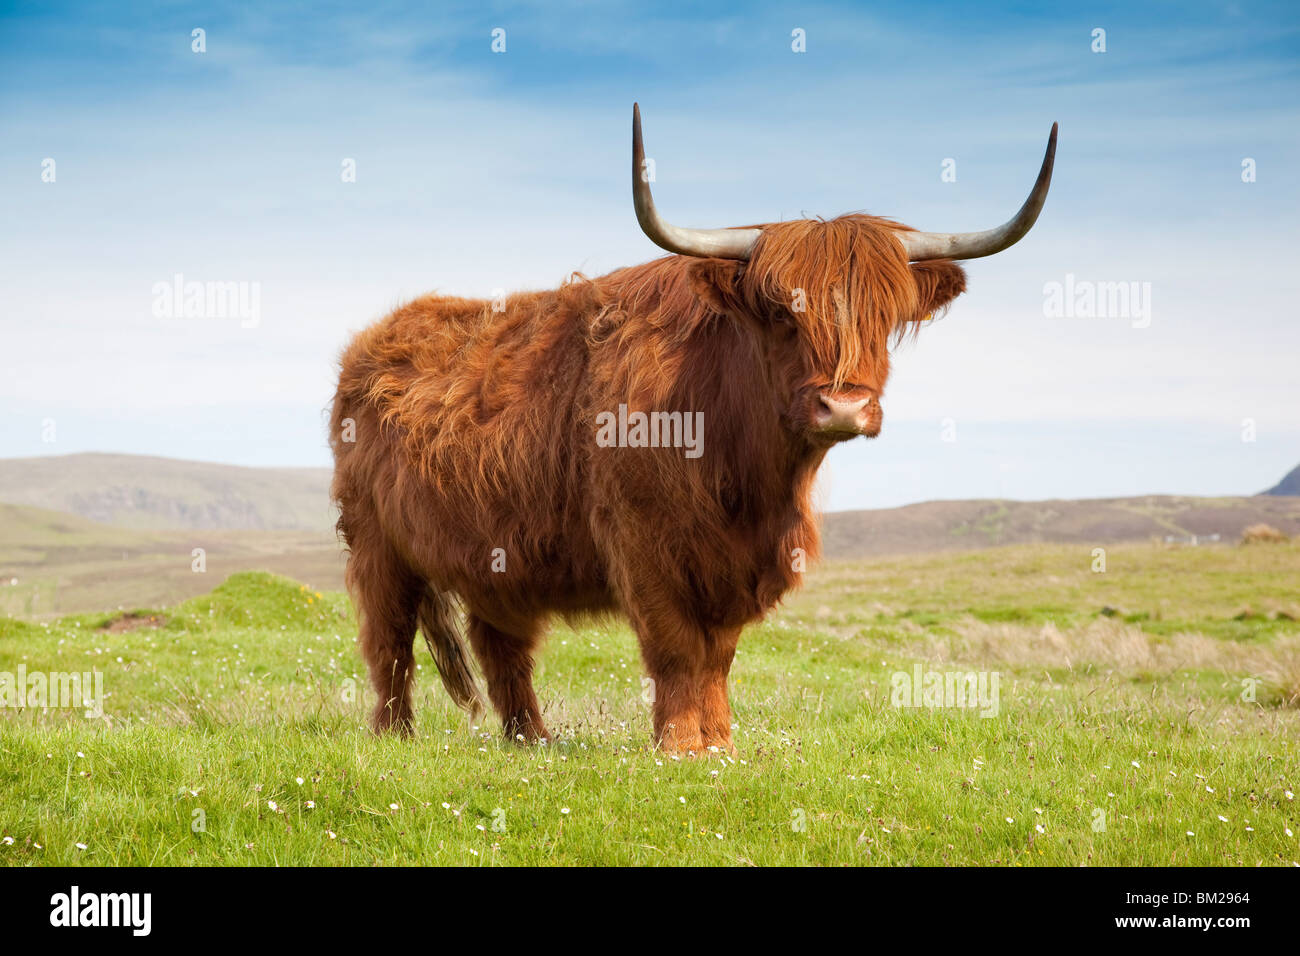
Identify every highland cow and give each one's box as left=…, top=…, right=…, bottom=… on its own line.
left=330, top=104, right=1057, bottom=753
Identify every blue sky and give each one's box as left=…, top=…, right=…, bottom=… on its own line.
left=1, top=0, right=1297, bottom=509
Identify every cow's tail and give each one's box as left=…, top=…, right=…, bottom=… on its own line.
left=416, top=588, right=485, bottom=719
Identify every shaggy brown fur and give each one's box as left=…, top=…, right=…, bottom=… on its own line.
left=330, top=213, right=966, bottom=752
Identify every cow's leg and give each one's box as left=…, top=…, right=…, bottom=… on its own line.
left=346, top=528, right=422, bottom=736
left=699, top=626, right=741, bottom=754
left=642, top=643, right=704, bottom=754
left=626, top=608, right=708, bottom=754
left=466, top=615, right=551, bottom=743
left=633, top=618, right=740, bottom=755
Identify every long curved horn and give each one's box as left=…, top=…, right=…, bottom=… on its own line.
left=895, top=123, right=1058, bottom=261
left=632, top=103, right=762, bottom=260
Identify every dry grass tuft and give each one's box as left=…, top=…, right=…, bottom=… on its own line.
left=1271, top=646, right=1300, bottom=708
left=904, top=617, right=1300, bottom=706
left=1240, top=523, right=1289, bottom=545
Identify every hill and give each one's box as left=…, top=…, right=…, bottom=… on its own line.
left=3, top=454, right=1300, bottom=615
left=819, top=494, right=1300, bottom=558
left=0, top=502, right=344, bottom=617
left=3, top=490, right=1299, bottom=616
left=0, top=453, right=333, bottom=532
left=1263, top=463, right=1300, bottom=496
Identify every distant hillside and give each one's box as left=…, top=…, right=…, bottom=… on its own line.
left=0, top=453, right=334, bottom=532
left=819, top=494, right=1300, bottom=559
left=3, top=453, right=1299, bottom=567
left=0, top=502, right=344, bottom=616
left=2, top=473, right=1300, bottom=614
left=1263, top=463, right=1300, bottom=496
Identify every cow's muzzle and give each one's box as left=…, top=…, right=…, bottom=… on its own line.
left=812, top=390, right=880, bottom=440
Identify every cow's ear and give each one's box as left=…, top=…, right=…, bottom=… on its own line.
left=686, top=259, right=745, bottom=315
left=908, top=260, right=967, bottom=327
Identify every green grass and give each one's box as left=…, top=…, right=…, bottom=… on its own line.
left=1, top=542, right=1298, bottom=866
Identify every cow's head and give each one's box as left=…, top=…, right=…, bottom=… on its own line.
left=631, top=104, right=1056, bottom=448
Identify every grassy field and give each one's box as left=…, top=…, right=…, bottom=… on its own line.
left=1, top=540, right=1297, bottom=866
